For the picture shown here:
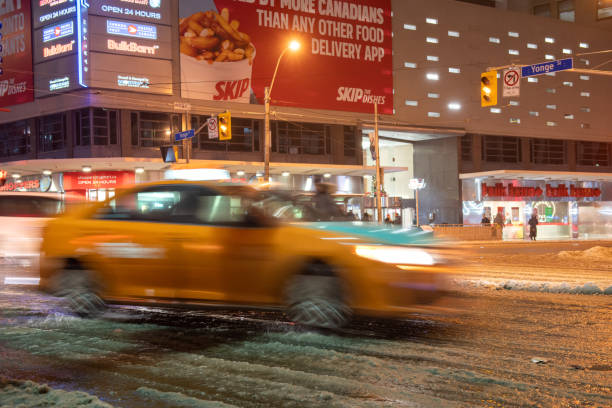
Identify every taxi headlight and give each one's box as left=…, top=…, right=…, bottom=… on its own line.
left=354, top=245, right=435, bottom=266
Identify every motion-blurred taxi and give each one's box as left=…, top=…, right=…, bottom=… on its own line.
left=39, top=181, right=450, bottom=328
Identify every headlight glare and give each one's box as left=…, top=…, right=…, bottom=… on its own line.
left=354, top=245, right=435, bottom=266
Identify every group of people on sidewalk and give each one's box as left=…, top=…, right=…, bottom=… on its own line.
left=481, top=211, right=539, bottom=241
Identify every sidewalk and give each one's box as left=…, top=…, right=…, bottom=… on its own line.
left=438, top=238, right=612, bottom=246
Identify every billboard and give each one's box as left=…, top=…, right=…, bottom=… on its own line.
left=32, top=0, right=77, bottom=29
left=179, top=0, right=393, bottom=114
left=0, top=0, right=34, bottom=108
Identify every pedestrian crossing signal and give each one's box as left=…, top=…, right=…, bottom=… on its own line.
left=480, top=71, right=497, bottom=107
left=218, top=111, right=231, bottom=141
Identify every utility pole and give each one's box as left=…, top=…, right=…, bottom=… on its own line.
left=374, top=102, right=382, bottom=223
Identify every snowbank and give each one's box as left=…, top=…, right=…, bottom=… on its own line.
left=0, top=378, right=113, bottom=407
left=456, top=279, right=612, bottom=295
left=557, top=246, right=612, bottom=261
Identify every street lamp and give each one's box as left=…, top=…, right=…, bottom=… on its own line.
left=264, top=40, right=301, bottom=181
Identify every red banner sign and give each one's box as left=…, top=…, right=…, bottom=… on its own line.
left=0, top=179, right=40, bottom=192
left=63, top=171, right=135, bottom=190
left=0, top=0, right=34, bottom=108
left=482, top=183, right=601, bottom=199
left=179, top=0, right=393, bottom=114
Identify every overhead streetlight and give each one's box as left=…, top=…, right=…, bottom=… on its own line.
left=264, top=40, right=301, bottom=182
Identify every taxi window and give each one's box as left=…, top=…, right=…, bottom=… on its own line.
left=195, top=195, right=250, bottom=224
left=96, top=185, right=209, bottom=223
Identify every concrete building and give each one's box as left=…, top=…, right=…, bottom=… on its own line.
left=1, top=0, right=610, bottom=236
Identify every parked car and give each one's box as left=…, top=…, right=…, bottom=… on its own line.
left=0, top=192, right=64, bottom=264
left=39, top=181, right=450, bottom=328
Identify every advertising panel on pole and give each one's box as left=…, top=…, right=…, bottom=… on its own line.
left=179, top=0, right=393, bottom=114
left=502, top=67, right=520, bottom=97
left=0, top=0, right=34, bottom=108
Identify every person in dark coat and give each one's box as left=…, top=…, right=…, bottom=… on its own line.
left=528, top=213, right=539, bottom=241
left=481, top=214, right=491, bottom=226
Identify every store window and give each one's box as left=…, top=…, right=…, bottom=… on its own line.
left=533, top=3, right=552, bottom=17
left=597, top=0, right=612, bottom=19
left=195, top=116, right=259, bottom=152
left=130, top=111, right=180, bottom=147
left=343, top=126, right=357, bottom=157
left=75, top=108, right=119, bottom=146
left=482, top=135, right=521, bottom=163
left=558, top=0, right=575, bottom=21
left=38, top=113, right=66, bottom=152
left=460, top=135, right=472, bottom=162
left=530, top=139, right=566, bottom=165
left=576, top=142, right=610, bottom=167
left=0, top=120, right=31, bottom=158
left=272, top=121, right=330, bottom=155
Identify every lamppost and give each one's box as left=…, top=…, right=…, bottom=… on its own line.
left=264, top=40, right=301, bottom=182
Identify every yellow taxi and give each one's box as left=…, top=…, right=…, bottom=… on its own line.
left=39, top=181, right=450, bottom=328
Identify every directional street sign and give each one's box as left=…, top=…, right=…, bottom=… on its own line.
left=521, top=58, right=573, bottom=77
left=174, top=129, right=195, bottom=142
left=503, top=67, right=520, bottom=97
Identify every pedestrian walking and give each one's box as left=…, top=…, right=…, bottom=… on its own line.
left=528, top=213, right=539, bottom=241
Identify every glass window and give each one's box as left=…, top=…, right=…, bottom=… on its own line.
left=273, top=121, right=329, bottom=155
left=38, top=114, right=66, bottom=152
left=130, top=112, right=138, bottom=146
left=138, top=112, right=173, bottom=148
left=461, top=135, right=472, bottom=162
left=533, top=4, right=552, bottom=17
left=558, top=0, right=575, bottom=21
left=0, top=196, right=62, bottom=217
left=531, top=139, right=566, bottom=165
left=577, top=142, right=610, bottom=167
left=482, top=135, right=521, bottom=163
left=343, top=126, right=356, bottom=157
left=93, top=108, right=109, bottom=145
left=197, top=116, right=260, bottom=152
left=0, top=120, right=31, bottom=157
left=598, top=0, right=612, bottom=19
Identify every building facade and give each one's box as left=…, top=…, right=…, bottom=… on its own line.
left=0, top=0, right=610, bottom=236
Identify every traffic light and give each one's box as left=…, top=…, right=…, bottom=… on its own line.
left=480, top=71, right=497, bottom=107
left=160, top=145, right=179, bottom=162
left=218, top=111, right=231, bottom=141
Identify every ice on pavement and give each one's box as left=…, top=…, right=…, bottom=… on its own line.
left=0, top=378, right=114, bottom=407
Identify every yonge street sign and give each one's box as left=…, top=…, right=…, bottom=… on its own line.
left=521, top=58, right=573, bottom=77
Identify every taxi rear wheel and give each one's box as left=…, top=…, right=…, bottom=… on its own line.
left=285, top=266, right=351, bottom=329
left=54, top=267, right=106, bottom=318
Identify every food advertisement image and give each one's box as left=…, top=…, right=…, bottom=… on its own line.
left=179, top=0, right=393, bottom=114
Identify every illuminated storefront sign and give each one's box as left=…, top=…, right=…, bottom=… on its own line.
left=107, top=39, right=159, bottom=55
left=481, top=182, right=601, bottom=199
left=42, top=20, right=74, bottom=42
left=106, top=19, right=157, bottom=39
left=40, top=0, right=71, bottom=7
left=49, top=76, right=70, bottom=90
left=38, top=5, right=76, bottom=24
left=43, top=40, right=75, bottom=57
left=117, top=74, right=150, bottom=88
left=0, top=179, right=41, bottom=192
left=100, top=3, right=162, bottom=20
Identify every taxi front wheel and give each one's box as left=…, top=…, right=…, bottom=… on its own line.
left=285, top=269, right=351, bottom=329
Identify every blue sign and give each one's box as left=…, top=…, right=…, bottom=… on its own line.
left=521, top=58, right=573, bottom=77
left=175, top=129, right=195, bottom=142
left=106, top=20, right=157, bottom=40
left=42, top=20, right=74, bottom=42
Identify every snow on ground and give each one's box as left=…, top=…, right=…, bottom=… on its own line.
left=455, top=278, right=612, bottom=295
left=455, top=245, right=612, bottom=295
left=0, top=377, right=114, bottom=408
